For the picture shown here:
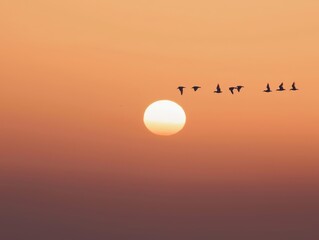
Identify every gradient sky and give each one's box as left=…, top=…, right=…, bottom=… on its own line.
left=1, top=1, right=319, bottom=239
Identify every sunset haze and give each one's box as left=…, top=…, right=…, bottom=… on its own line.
left=1, top=0, right=319, bottom=239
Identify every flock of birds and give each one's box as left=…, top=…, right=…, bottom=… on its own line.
left=177, top=82, right=299, bottom=95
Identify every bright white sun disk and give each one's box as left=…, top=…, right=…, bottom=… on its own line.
left=143, top=100, right=186, bottom=136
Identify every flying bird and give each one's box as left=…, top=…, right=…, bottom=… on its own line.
left=214, top=84, right=222, bottom=93
left=290, top=82, right=298, bottom=91
left=276, top=82, right=285, bottom=91
left=263, top=83, right=272, bottom=92
left=177, top=86, right=185, bottom=95
left=236, top=85, right=244, bottom=92
left=192, top=86, right=201, bottom=92
left=229, top=87, right=236, bottom=94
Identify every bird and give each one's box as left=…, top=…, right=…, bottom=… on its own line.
left=236, top=85, right=244, bottom=92
left=177, top=86, right=185, bottom=95
left=290, top=82, right=298, bottom=91
left=192, top=86, right=201, bottom=92
left=276, top=82, right=285, bottom=91
left=214, top=84, right=222, bottom=93
left=263, top=83, right=272, bottom=92
left=229, top=87, right=236, bottom=94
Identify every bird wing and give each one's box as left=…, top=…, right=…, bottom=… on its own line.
left=216, top=84, right=221, bottom=91
left=266, top=84, right=270, bottom=91
left=229, top=87, right=234, bottom=94
left=237, top=86, right=243, bottom=92
left=292, top=82, right=295, bottom=88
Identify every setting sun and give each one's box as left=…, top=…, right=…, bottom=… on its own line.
left=143, top=100, right=186, bottom=136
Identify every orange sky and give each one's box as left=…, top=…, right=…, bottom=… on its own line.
left=1, top=1, right=319, bottom=239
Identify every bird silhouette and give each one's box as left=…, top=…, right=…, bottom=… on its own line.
left=177, top=86, right=185, bottom=95
left=264, top=83, right=272, bottom=92
left=192, top=86, right=201, bottom=92
left=276, top=82, right=285, bottom=91
left=290, top=82, right=298, bottom=91
left=236, top=85, right=244, bottom=92
left=214, top=84, right=222, bottom=93
left=229, top=87, right=236, bottom=94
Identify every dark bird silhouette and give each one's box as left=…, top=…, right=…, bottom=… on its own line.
left=192, top=86, right=201, bottom=92
left=290, top=82, right=298, bottom=91
left=229, top=87, right=236, bottom=94
left=236, top=85, right=244, bottom=92
left=177, top=86, right=185, bottom=95
left=276, top=82, right=285, bottom=91
left=214, top=84, right=222, bottom=93
left=264, top=83, right=272, bottom=92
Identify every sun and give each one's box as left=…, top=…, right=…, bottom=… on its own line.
left=143, top=100, right=186, bottom=136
